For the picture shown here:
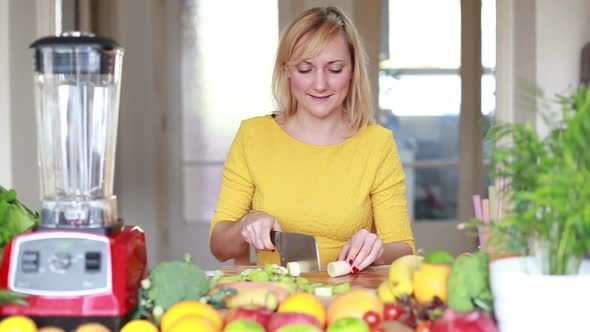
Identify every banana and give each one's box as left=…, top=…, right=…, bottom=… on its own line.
left=388, top=254, right=423, bottom=299
left=377, top=280, right=395, bottom=303
left=224, top=288, right=279, bottom=310
left=213, top=281, right=295, bottom=301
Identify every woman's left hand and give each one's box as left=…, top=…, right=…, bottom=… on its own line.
left=337, top=229, right=384, bottom=273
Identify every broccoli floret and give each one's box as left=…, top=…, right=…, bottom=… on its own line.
left=447, top=251, right=493, bottom=313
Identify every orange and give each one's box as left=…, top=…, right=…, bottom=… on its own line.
left=74, top=323, right=111, bottom=332
left=277, top=292, right=326, bottom=327
left=166, top=315, right=217, bottom=332
left=120, top=320, right=159, bottom=332
left=326, top=289, right=383, bottom=325
left=38, top=328, right=66, bottom=332
left=161, top=301, right=223, bottom=332
left=412, top=261, right=452, bottom=305
left=0, top=316, right=37, bottom=332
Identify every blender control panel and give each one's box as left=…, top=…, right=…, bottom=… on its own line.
left=9, top=232, right=111, bottom=296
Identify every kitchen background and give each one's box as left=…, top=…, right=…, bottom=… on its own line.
left=1, top=0, right=589, bottom=269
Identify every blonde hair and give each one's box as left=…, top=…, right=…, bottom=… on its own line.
left=271, top=6, right=375, bottom=132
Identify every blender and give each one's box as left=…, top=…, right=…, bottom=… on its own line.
left=0, top=32, right=147, bottom=330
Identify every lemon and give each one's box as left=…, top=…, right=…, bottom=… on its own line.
left=278, top=292, right=326, bottom=326
left=413, top=262, right=452, bottom=305
left=377, top=280, right=395, bottom=303
left=167, top=315, right=217, bottom=332
left=120, top=320, right=158, bottom=332
left=0, top=316, right=37, bottom=332
left=161, top=301, right=222, bottom=332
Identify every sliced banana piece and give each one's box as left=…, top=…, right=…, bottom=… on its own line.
left=314, top=286, right=334, bottom=297
left=287, top=262, right=301, bottom=276
left=327, top=261, right=352, bottom=277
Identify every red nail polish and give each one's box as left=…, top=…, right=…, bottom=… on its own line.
left=348, top=259, right=353, bottom=265
left=271, top=249, right=275, bottom=252
left=352, top=266, right=359, bottom=273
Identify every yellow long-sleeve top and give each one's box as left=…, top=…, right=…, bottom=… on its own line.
left=210, top=115, right=414, bottom=266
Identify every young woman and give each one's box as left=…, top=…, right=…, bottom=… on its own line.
left=209, top=6, right=414, bottom=272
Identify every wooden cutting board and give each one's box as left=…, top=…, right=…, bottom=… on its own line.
left=221, top=264, right=390, bottom=289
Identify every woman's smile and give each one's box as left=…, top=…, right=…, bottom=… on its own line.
left=309, top=94, right=334, bottom=101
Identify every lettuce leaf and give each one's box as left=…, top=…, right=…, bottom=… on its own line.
left=0, top=186, right=39, bottom=258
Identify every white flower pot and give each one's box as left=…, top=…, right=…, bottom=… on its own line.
left=489, top=256, right=590, bottom=332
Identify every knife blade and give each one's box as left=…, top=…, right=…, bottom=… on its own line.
left=270, top=230, right=321, bottom=273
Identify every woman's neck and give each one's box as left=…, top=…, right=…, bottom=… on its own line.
left=281, top=111, right=354, bottom=146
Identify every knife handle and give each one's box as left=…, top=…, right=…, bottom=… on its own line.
left=270, top=230, right=279, bottom=247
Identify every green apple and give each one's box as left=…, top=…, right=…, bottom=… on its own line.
left=223, top=319, right=266, bottom=332
left=275, top=323, right=323, bottom=332
left=326, top=317, right=371, bottom=332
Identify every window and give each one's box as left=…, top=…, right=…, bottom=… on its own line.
left=379, top=0, right=496, bottom=222
left=180, top=0, right=279, bottom=223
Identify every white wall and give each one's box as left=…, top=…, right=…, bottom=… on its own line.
left=1, top=0, right=62, bottom=206
left=5, top=1, right=40, bottom=208
left=497, top=0, right=590, bottom=134
left=535, top=0, right=590, bottom=136
left=109, top=1, right=162, bottom=267
left=0, top=0, right=12, bottom=189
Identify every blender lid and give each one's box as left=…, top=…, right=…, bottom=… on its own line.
left=30, top=32, right=123, bottom=75
left=30, top=31, right=120, bottom=50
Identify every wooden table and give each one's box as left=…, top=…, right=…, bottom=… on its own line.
left=221, top=264, right=390, bottom=289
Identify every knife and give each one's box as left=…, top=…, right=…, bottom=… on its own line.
left=270, top=230, right=321, bottom=273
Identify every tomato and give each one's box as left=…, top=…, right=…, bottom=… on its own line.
left=363, top=310, right=381, bottom=329
left=415, top=320, right=432, bottom=332
left=371, top=327, right=385, bottom=332
left=383, top=303, right=403, bottom=321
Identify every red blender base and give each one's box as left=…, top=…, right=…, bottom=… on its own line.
left=0, top=225, right=147, bottom=331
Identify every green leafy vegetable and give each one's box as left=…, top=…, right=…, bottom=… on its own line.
left=0, top=289, right=29, bottom=306
left=447, top=251, right=493, bottom=313
left=0, top=186, right=39, bottom=259
left=208, top=270, right=224, bottom=290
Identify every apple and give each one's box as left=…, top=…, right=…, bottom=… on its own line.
left=275, top=323, right=323, bottom=332
left=268, top=312, right=322, bottom=332
left=223, top=319, right=266, bottom=332
left=225, top=306, right=274, bottom=329
left=326, top=317, right=370, bottom=332
left=431, top=309, right=498, bottom=332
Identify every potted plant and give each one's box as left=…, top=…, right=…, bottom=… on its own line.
left=475, top=84, right=590, bottom=331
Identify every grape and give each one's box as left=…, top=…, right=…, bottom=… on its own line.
left=392, top=294, right=448, bottom=329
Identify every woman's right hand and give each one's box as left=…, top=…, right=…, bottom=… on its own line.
left=240, top=211, right=282, bottom=251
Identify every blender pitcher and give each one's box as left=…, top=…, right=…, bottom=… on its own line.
left=32, top=32, right=123, bottom=229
